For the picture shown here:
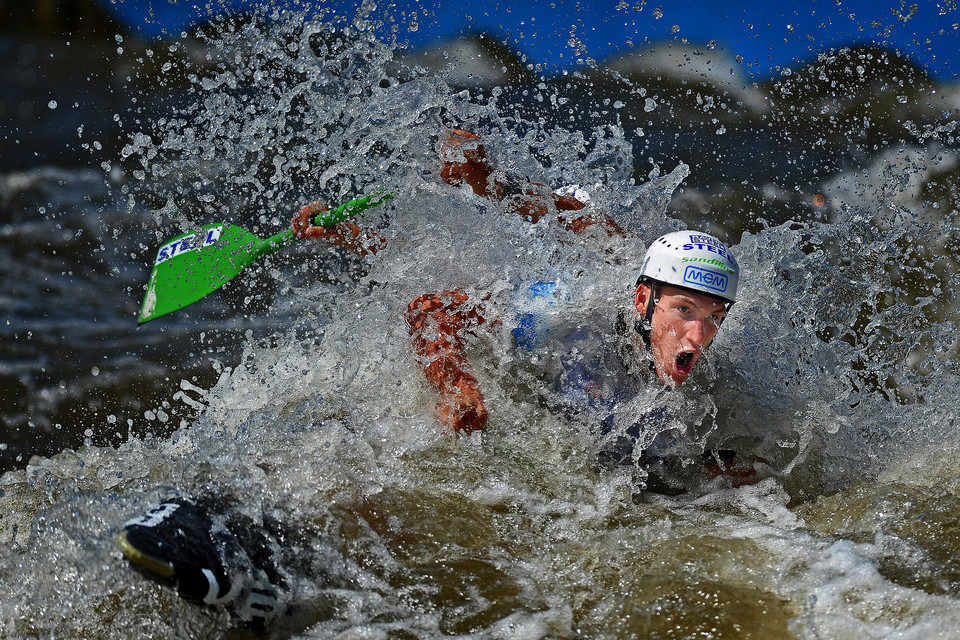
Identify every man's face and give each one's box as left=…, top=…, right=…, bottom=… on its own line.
left=635, top=284, right=728, bottom=386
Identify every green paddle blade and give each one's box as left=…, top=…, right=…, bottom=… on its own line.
left=138, top=222, right=283, bottom=324
left=138, top=191, right=392, bottom=324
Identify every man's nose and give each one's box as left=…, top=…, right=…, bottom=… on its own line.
left=684, top=318, right=706, bottom=347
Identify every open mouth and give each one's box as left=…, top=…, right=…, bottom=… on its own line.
left=675, top=351, right=695, bottom=373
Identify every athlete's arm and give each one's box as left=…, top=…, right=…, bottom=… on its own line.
left=440, top=129, right=622, bottom=236
left=291, top=200, right=387, bottom=256
left=405, top=289, right=488, bottom=434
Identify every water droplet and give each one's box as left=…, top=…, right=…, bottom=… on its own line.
left=47, top=100, right=57, bottom=109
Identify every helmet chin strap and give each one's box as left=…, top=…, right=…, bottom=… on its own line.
left=634, top=280, right=660, bottom=349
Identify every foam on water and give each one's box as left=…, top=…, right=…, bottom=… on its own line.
left=4, top=6, right=960, bottom=638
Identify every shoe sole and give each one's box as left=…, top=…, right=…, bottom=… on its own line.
left=116, top=529, right=175, bottom=579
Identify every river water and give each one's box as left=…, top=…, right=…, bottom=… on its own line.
left=3, top=5, right=960, bottom=639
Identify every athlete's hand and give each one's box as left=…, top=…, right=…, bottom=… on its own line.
left=292, top=200, right=332, bottom=239
left=440, top=129, right=493, bottom=197
left=558, top=212, right=624, bottom=236
left=292, top=200, right=385, bottom=256
left=436, top=380, right=487, bottom=435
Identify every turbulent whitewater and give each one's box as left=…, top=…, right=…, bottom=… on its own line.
left=3, top=7, right=960, bottom=639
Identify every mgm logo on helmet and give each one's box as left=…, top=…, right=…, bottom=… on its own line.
left=682, top=265, right=729, bottom=295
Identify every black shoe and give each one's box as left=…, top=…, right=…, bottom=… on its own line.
left=117, top=499, right=241, bottom=605
left=118, top=498, right=285, bottom=620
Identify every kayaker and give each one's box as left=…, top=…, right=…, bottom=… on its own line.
left=115, top=128, right=755, bottom=628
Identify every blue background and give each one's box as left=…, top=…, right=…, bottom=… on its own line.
left=97, top=0, right=960, bottom=79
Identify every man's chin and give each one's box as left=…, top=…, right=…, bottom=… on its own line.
left=657, top=358, right=697, bottom=386
left=654, top=363, right=686, bottom=387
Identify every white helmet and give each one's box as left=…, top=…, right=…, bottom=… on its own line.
left=639, top=230, right=738, bottom=303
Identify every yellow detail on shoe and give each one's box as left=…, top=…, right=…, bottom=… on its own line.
left=116, top=530, right=175, bottom=578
